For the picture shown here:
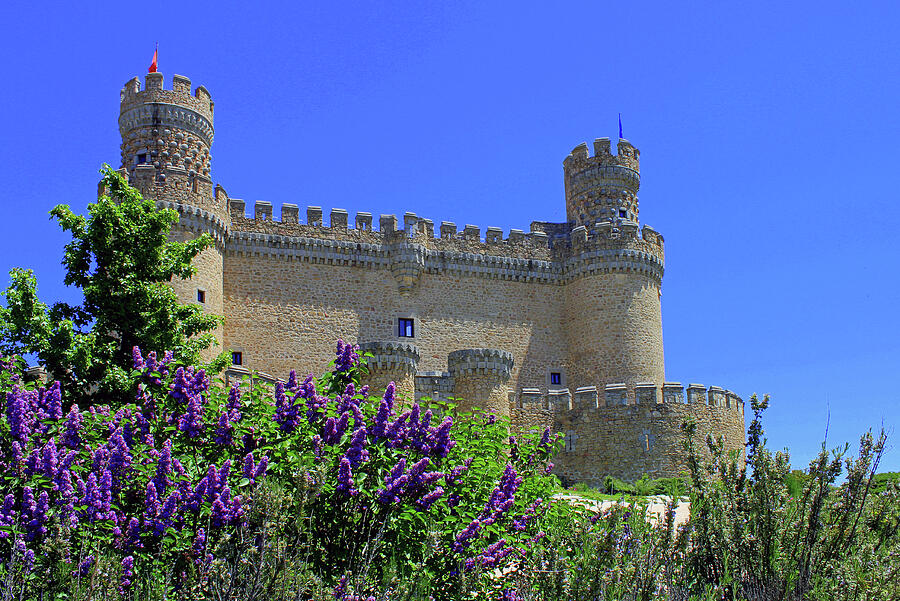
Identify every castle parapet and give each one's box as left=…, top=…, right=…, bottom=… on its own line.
left=604, top=383, right=628, bottom=406
left=573, top=385, right=598, bottom=409
left=662, top=382, right=685, bottom=404
left=548, top=388, right=572, bottom=411
left=687, top=383, right=707, bottom=405
left=635, top=382, right=659, bottom=404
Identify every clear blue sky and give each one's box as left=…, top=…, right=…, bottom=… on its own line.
left=0, top=1, right=897, bottom=472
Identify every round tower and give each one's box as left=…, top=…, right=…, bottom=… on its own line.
left=118, top=72, right=228, bottom=356
left=562, top=138, right=665, bottom=401
left=359, top=341, right=420, bottom=401
left=448, top=349, right=514, bottom=419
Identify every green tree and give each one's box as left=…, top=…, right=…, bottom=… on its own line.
left=0, top=165, right=225, bottom=402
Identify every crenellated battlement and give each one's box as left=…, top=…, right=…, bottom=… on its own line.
left=515, top=381, right=744, bottom=414
left=120, top=73, right=214, bottom=123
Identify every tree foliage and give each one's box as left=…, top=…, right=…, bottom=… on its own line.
left=0, top=166, right=224, bottom=402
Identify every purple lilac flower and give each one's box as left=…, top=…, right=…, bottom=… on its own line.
left=120, top=556, right=134, bottom=593
left=43, top=381, right=63, bottom=421
left=186, top=477, right=208, bottom=513
left=321, top=412, right=350, bottom=445
left=219, top=460, right=232, bottom=487
left=211, top=495, right=228, bottom=528
left=192, top=528, right=207, bottom=564
left=253, top=455, right=269, bottom=480
left=335, top=456, right=357, bottom=496
left=345, top=427, right=369, bottom=467
left=10, top=441, right=23, bottom=473
left=57, top=471, right=77, bottom=526
left=242, top=452, right=256, bottom=480
left=78, top=555, right=95, bottom=577
left=469, top=538, right=511, bottom=571
left=24, top=447, right=40, bottom=477
left=23, top=549, right=35, bottom=573
left=274, top=382, right=301, bottom=433
left=311, top=435, right=324, bottom=458
left=453, top=519, right=482, bottom=552
left=538, top=427, right=551, bottom=450
left=372, top=384, right=395, bottom=439
left=0, top=495, right=16, bottom=538
left=334, top=339, right=360, bottom=373
left=305, top=393, right=329, bottom=423
left=154, top=440, right=173, bottom=495
left=512, top=498, right=544, bottom=532
left=41, top=438, right=58, bottom=480
left=6, top=386, right=31, bottom=443
left=384, top=409, right=411, bottom=448
left=99, top=470, right=113, bottom=515
left=286, top=369, right=298, bottom=390
left=445, top=460, right=472, bottom=487
left=426, top=416, right=455, bottom=458
left=24, top=490, right=50, bottom=541
left=132, top=346, right=145, bottom=370
left=144, top=481, right=161, bottom=520
left=124, top=517, right=142, bottom=551
left=226, top=384, right=243, bottom=420
left=108, top=428, right=132, bottom=488
left=415, top=486, right=445, bottom=511
left=178, top=393, right=205, bottom=438
left=155, top=490, right=181, bottom=534
left=214, top=411, right=234, bottom=446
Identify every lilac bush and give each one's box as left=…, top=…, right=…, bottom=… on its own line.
left=0, top=339, right=562, bottom=599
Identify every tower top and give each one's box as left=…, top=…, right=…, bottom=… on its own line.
left=120, top=72, right=214, bottom=124
left=118, top=72, right=215, bottom=183
left=563, top=137, right=642, bottom=228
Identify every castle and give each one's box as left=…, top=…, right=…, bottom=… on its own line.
left=117, top=71, right=745, bottom=485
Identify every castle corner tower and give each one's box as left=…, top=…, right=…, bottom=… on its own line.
left=118, top=72, right=228, bottom=355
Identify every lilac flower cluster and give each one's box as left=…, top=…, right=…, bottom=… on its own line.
left=453, top=464, right=523, bottom=555
left=334, top=339, right=361, bottom=373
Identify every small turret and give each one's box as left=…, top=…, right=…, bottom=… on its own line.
left=118, top=72, right=218, bottom=213
left=563, top=137, right=641, bottom=229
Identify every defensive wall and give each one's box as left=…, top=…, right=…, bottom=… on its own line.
left=112, top=72, right=746, bottom=483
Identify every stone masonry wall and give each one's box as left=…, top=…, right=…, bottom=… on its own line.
left=514, top=385, right=746, bottom=486
left=222, top=252, right=565, bottom=389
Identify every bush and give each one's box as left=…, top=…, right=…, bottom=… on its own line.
left=0, top=342, right=561, bottom=599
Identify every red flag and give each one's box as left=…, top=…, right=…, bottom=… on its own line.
left=148, top=45, right=158, bottom=73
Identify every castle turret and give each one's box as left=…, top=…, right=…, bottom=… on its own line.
left=448, top=349, right=514, bottom=419
left=562, top=137, right=665, bottom=401
left=563, top=137, right=640, bottom=228
left=359, top=341, right=420, bottom=400
left=118, top=73, right=228, bottom=356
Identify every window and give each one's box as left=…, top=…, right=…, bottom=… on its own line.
left=137, top=153, right=147, bottom=165
left=550, top=372, right=562, bottom=386
left=619, top=209, right=627, bottom=218
left=197, top=289, right=206, bottom=303
left=231, top=352, right=242, bottom=366
left=398, top=318, right=415, bottom=338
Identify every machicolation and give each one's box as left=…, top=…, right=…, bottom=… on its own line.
left=114, top=72, right=745, bottom=486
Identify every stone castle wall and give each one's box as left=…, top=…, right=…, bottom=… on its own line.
left=512, top=382, right=746, bottom=486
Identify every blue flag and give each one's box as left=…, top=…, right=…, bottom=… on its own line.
left=618, top=113, right=623, bottom=139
